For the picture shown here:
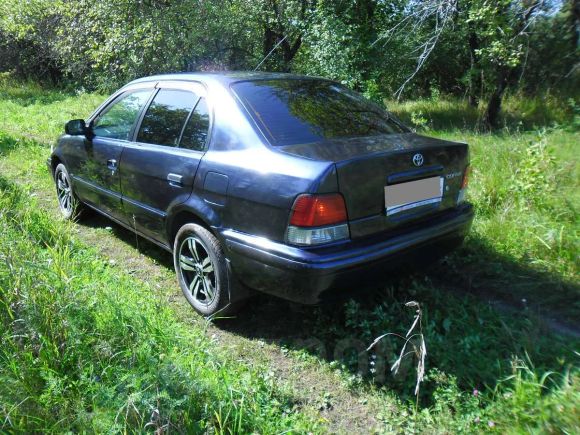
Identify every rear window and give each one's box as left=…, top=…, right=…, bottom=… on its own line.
left=232, top=79, right=408, bottom=146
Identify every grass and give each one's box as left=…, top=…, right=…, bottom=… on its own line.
left=0, top=178, right=321, bottom=432
left=0, top=75, right=579, bottom=432
left=388, top=96, right=579, bottom=322
left=388, top=92, right=578, bottom=132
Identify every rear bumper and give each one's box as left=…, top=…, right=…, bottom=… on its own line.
left=222, top=203, right=474, bottom=304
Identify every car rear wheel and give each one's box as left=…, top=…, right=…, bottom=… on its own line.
left=174, top=223, right=243, bottom=317
left=54, top=163, right=86, bottom=220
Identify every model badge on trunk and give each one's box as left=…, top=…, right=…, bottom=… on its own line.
left=412, top=153, right=424, bottom=167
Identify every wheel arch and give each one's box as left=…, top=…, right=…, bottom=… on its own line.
left=51, top=155, right=63, bottom=175
left=166, top=202, right=221, bottom=249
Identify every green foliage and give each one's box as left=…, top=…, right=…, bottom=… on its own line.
left=509, top=133, right=557, bottom=202
left=0, top=0, right=265, bottom=90
left=410, top=110, right=430, bottom=130
left=467, top=0, right=527, bottom=69
left=1, top=0, right=576, bottom=106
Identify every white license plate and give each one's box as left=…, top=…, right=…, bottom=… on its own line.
left=385, top=176, right=443, bottom=216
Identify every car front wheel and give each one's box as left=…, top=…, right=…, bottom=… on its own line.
left=174, top=223, right=242, bottom=317
left=54, top=163, right=85, bottom=220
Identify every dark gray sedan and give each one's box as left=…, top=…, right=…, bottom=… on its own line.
left=48, top=72, right=473, bottom=316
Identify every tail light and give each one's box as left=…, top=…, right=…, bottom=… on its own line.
left=287, top=193, right=349, bottom=246
left=457, top=165, right=470, bottom=203
left=461, top=165, right=470, bottom=189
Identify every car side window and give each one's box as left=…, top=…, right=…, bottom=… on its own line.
left=179, top=97, right=210, bottom=151
left=137, top=89, right=198, bottom=147
left=92, top=90, right=152, bottom=140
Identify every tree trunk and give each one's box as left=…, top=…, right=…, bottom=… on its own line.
left=468, top=31, right=481, bottom=107
left=263, top=26, right=277, bottom=60
left=261, top=0, right=305, bottom=71
left=281, top=35, right=302, bottom=64
left=572, top=0, right=580, bottom=49
left=483, top=68, right=509, bottom=129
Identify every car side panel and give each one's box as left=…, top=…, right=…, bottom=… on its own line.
left=178, top=80, right=339, bottom=243
left=193, top=148, right=336, bottom=243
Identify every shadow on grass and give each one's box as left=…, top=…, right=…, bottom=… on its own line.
left=0, top=131, right=38, bottom=156
left=218, top=237, right=578, bottom=400
left=78, top=211, right=175, bottom=267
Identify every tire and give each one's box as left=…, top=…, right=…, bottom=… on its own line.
left=54, top=163, right=86, bottom=220
left=173, top=223, right=244, bottom=317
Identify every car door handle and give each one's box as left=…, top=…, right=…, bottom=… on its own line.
left=167, top=173, right=183, bottom=187
left=107, top=159, right=117, bottom=170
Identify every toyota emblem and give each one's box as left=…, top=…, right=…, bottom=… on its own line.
left=412, top=153, right=424, bottom=167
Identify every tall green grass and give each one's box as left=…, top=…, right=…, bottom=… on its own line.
left=388, top=93, right=578, bottom=132
left=0, top=178, right=320, bottom=432
left=388, top=96, right=579, bottom=320
left=0, top=72, right=106, bottom=142
left=0, top=77, right=578, bottom=432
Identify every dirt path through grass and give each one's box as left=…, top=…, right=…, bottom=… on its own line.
left=0, top=145, right=390, bottom=432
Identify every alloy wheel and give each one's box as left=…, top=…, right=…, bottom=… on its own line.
left=56, top=170, right=73, bottom=215
left=178, top=236, right=217, bottom=306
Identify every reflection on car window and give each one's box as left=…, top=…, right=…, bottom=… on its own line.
left=137, top=89, right=198, bottom=147
left=93, top=90, right=152, bottom=140
left=232, top=80, right=409, bottom=146
left=180, top=97, right=209, bottom=151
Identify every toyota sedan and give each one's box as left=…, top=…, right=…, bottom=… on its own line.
left=48, top=72, right=473, bottom=316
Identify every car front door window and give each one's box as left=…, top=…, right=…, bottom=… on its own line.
left=93, top=90, right=152, bottom=140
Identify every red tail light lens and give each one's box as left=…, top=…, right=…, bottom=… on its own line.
left=461, top=165, right=470, bottom=189
left=289, top=194, right=347, bottom=227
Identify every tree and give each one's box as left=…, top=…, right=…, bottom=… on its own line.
left=471, top=1, right=549, bottom=128
left=257, top=0, right=315, bottom=71
left=0, top=0, right=63, bottom=82
left=374, top=0, right=556, bottom=128
left=0, top=0, right=575, bottom=106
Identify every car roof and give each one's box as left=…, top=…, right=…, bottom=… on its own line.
left=127, top=71, right=330, bottom=87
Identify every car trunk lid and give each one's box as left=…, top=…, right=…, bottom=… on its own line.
left=279, top=133, right=469, bottom=239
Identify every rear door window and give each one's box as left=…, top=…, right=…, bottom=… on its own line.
left=137, top=89, right=199, bottom=147
left=232, top=80, right=408, bottom=146
left=179, top=97, right=210, bottom=151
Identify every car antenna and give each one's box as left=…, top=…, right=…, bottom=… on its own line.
left=253, top=34, right=289, bottom=71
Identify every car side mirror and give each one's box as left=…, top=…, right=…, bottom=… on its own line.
left=65, top=119, right=89, bottom=136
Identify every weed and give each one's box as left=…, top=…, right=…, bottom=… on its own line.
left=367, top=301, right=427, bottom=399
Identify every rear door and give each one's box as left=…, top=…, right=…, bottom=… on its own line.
left=69, top=88, right=154, bottom=222
left=119, top=81, right=211, bottom=245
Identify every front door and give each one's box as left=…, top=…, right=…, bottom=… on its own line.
left=119, top=83, right=211, bottom=244
left=71, top=89, right=153, bottom=222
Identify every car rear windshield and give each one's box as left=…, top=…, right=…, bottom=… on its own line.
left=232, top=79, right=408, bottom=146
